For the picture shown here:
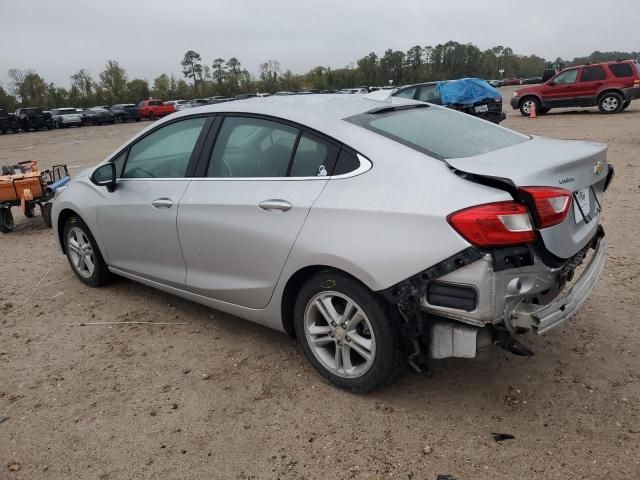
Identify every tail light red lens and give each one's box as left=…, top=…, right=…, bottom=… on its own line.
left=447, top=201, right=535, bottom=247
left=518, top=186, right=572, bottom=228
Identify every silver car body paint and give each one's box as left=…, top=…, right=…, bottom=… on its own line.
left=52, top=95, right=607, bottom=338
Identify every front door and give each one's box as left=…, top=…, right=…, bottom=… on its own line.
left=541, top=68, right=580, bottom=107
left=178, top=115, right=339, bottom=308
left=96, top=116, right=208, bottom=286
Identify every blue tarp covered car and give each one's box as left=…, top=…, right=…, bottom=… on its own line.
left=392, top=78, right=506, bottom=123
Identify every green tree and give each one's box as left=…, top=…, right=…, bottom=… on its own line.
left=70, top=69, right=94, bottom=98
left=99, top=60, right=128, bottom=103
left=126, top=78, right=150, bottom=103
left=152, top=74, right=171, bottom=99
left=212, top=58, right=227, bottom=86
left=181, top=50, right=203, bottom=90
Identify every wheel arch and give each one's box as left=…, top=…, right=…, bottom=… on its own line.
left=280, top=265, right=375, bottom=337
left=56, top=208, right=84, bottom=254
left=518, top=94, right=543, bottom=108
left=597, top=88, right=624, bottom=101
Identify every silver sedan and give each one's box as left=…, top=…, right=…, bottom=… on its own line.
left=52, top=94, right=612, bottom=391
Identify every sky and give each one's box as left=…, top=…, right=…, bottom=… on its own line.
left=1, top=0, right=639, bottom=88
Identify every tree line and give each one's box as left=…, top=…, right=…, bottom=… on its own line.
left=1, top=42, right=638, bottom=111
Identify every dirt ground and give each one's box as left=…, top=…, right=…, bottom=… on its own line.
left=1, top=90, right=639, bottom=480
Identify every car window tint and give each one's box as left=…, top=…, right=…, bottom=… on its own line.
left=553, top=69, right=578, bottom=84
left=608, top=63, right=633, bottom=78
left=346, top=107, right=527, bottom=160
left=207, top=117, right=298, bottom=178
left=580, top=66, right=606, bottom=82
left=122, top=117, right=206, bottom=178
left=289, top=133, right=338, bottom=177
left=395, top=87, right=416, bottom=99
left=416, top=85, right=439, bottom=102
left=333, top=148, right=361, bottom=175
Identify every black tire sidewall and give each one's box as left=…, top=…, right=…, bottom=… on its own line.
left=293, top=270, right=402, bottom=392
left=0, top=208, right=14, bottom=233
left=63, top=215, right=111, bottom=287
left=598, top=92, right=623, bottom=114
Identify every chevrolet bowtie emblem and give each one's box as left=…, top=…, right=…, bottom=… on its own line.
left=593, top=160, right=605, bottom=176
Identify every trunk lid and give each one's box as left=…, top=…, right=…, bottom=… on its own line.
left=446, top=136, right=609, bottom=259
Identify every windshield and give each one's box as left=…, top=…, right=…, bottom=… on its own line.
left=149, top=100, right=163, bottom=106
left=346, top=106, right=528, bottom=159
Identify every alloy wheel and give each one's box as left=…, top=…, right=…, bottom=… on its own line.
left=303, top=291, right=376, bottom=378
left=67, top=227, right=95, bottom=278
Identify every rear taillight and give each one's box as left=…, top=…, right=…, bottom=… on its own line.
left=633, top=78, right=639, bottom=87
left=447, top=201, right=535, bottom=247
left=518, top=186, right=572, bottom=228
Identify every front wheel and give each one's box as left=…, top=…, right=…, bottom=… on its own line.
left=519, top=97, right=540, bottom=116
left=621, top=100, right=631, bottom=111
left=294, top=271, right=404, bottom=392
left=598, top=92, right=623, bottom=114
left=0, top=208, right=14, bottom=233
left=63, top=215, right=113, bottom=287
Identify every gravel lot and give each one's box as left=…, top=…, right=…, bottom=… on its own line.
left=1, top=90, right=639, bottom=479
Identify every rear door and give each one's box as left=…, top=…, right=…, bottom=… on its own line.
left=574, top=65, right=607, bottom=106
left=177, top=115, right=339, bottom=308
left=95, top=115, right=210, bottom=286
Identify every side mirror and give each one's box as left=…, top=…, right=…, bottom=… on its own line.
left=91, top=163, right=117, bottom=192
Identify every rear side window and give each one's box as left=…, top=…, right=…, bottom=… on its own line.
left=289, top=133, right=338, bottom=177
left=608, top=63, right=633, bottom=78
left=207, top=117, right=298, bottom=178
left=333, top=148, right=361, bottom=175
left=394, top=87, right=417, bottom=99
left=416, top=85, right=439, bottom=102
left=346, top=106, right=528, bottom=160
left=580, top=66, right=606, bottom=82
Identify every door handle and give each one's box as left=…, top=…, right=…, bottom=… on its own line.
left=151, top=198, right=173, bottom=209
left=258, top=199, right=292, bottom=212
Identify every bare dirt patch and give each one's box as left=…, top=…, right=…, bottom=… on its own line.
left=1, top=100, right=639, bottom=479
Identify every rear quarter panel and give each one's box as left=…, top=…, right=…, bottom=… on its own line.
left=282, top=136, right=512, bottom=292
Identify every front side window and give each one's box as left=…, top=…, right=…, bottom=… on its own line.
left=207, top=117, right=298, bottom=177
left=553, top=69, right=579, bottom=84
left=580, top=66, right=606, bottom=82
left=122, top=117, right=206, bottom=178
left=346, top=106, right=528, bottom=160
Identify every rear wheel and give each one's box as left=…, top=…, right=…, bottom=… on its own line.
left=519, top=97, right=540, bottom=116
left=63, top=215, right=113, bottom=287
left=294, top=271, right=404, bottom=392
left=0, top=208, right=14, bottom=233
left=598, top=92, right=623, bottom=114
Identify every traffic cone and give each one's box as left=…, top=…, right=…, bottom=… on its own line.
left=529, top=103, right=537, bottom=119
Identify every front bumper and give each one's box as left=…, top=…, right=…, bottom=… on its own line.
left=512, top=233, right=607, bottom=334
left=510, top=96, right=520, bottom=110
left=622, top=86, right=640, bottom=101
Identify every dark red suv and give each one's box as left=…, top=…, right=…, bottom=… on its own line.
left=510, top=60, right=640, bottom=115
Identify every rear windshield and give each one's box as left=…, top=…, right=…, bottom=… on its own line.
left=149, top=100, right=163, bottom=106
left=346, top=106, right=528, bottom=159
left=53, top=109, right=77, bottom=115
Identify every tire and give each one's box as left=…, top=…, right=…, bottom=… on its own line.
left=1, top=129, right=6, bottom=134
left=0, top=208, right=14, bottom=233
left=41, top=203, right=52, bottom=228
left=294, top=270, right=404, bottom=392
left=135, top=118, right=141, bottom=122
left=519, top=97, right=540, bottom=116
left=24, top=203, right=35, bottom=218
left=150, top=113, right=157, bottom=121
left=598, top=92, right=624, bottom=114
left=63, top=215, right=113, bottom=287
left=621, top=100, right=631, bottom=111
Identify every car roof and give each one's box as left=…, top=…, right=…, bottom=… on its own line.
left=175, top=94, right=419, bottom=123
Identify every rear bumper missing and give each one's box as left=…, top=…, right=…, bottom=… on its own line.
left=512, top=232, right=607, bottom=334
